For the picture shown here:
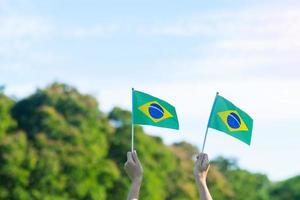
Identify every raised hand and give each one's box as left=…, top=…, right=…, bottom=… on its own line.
left=194, top=153, right=213, bottom=200
left=125, top=150, right=143, bottom=200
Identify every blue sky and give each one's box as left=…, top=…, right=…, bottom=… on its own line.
left=1, top=0, right=300, bottom=181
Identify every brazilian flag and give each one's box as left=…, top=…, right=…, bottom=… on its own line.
left=132, top=90, right=179, bottom=130
left=208, top=94, right=253, bottom=145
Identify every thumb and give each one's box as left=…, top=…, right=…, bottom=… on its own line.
left=126, top=151, right=134, bottom=163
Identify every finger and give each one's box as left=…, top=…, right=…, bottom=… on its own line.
left=200, top=153, right=205, bottom=160
left=203, top=154, right=208, bottom=162
left=200, top=153, right=208, bottom=166
left=131, top=150, right=137, bottom=163
left=202, top=155, right=209, bottom=170
left=132, top=150, right=141, bottom=165
left=205, top=153, right=209, bottom=160
left=132, top=150, right=137, bottom=162
left=196, top=153, right=204, bottom=160
left=127, top=152, right=134, bottom=163
left=199, top=153, right=205, bottom=163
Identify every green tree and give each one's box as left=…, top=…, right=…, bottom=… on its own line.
left=3, top=83, right=119, bottom=200
left=212, top=156, right=270, bottom=200
left=0, top=94, right=16, bottom=138
left=0, top=132, right=34, bottom=200
left=270, top=176, right=300, bottom=200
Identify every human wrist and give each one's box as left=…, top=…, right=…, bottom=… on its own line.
left=195, top=174, right=206, bottom=185
left=198, top=178, right=207, bottom=186
left=132, top=176, right=143, bottom=185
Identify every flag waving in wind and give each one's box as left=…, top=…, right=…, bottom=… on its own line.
left=207, top=94, right=253, bottom=145
left=132, top=90, right=179, bottom=130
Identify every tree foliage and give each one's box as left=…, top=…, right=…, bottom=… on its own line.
left=0, top=83, right=298, bottom=199
left=270, top=176, right=300, bottom=200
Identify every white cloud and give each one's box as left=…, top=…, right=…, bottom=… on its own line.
left=0, top=15, right=53, bottom=62
left=138, top=5, right=300, bottom=79
left=139, top=6, right=300, bottom=38
left=0, top=16, right=51, bottom=39
left=0, top=14, right=118, bottom=75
